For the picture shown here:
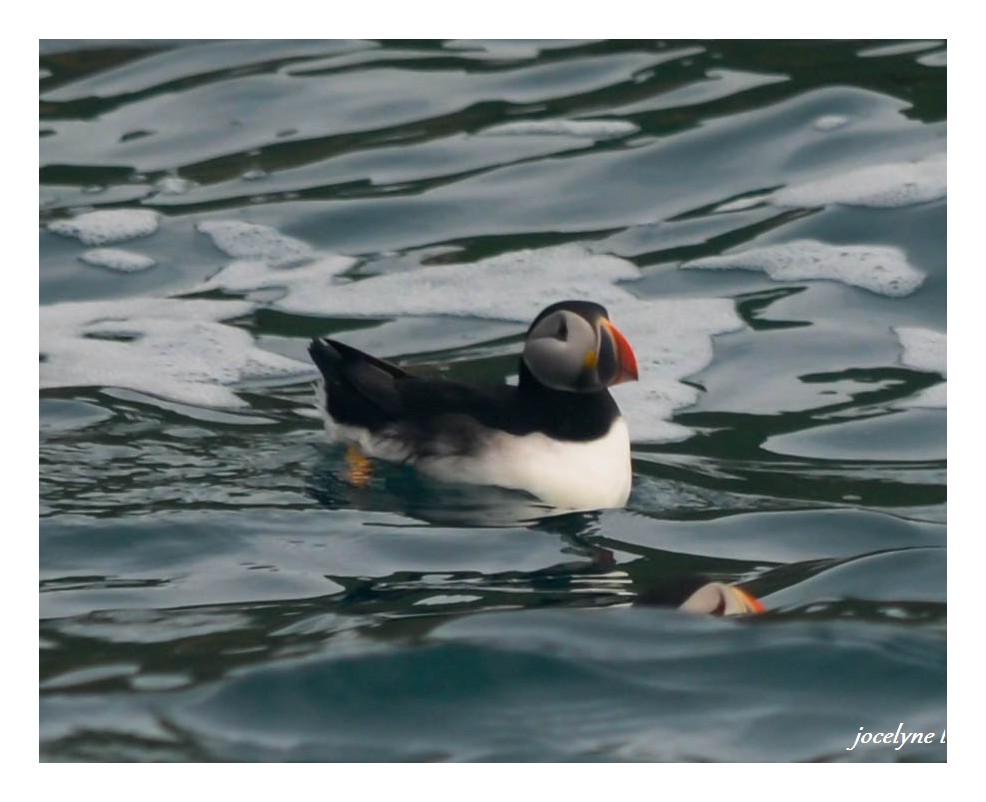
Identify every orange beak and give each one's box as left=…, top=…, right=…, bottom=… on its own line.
left=734, top=587, right=766, bottom=614
left=601, top=318, right=639, bottom=385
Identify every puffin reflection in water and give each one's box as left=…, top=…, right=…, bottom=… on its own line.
left=309, top=301, right=639, bottom=511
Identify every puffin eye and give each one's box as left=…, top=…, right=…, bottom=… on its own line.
left=555, top=316, right=568, bottom=341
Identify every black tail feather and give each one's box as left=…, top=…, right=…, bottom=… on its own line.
left=308, top=338, right=406, bottom=429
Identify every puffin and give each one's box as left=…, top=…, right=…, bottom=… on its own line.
left=635, top=575, right=765, bottom=616
left=308, top=300, right=639, bottom=511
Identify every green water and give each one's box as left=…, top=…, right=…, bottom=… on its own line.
left=40, top=40, right=946, bottom=762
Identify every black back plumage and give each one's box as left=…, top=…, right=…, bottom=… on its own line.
left=308, top=337, right=620, bottom=447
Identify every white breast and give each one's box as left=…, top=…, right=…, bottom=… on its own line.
left=416, top=417, right=633, bottom=512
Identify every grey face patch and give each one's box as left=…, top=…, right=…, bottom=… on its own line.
left=522, top=309, right=599, bottom=392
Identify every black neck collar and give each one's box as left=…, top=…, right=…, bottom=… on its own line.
left=517, top=360, right=620, bottom=441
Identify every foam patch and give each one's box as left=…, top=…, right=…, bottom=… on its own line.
left=40, top=297, right=308, bottom=408
left=895, top=327, right=946, bottom=376
left=193, top=254, right=357, bottom=299
left=197, top=220, right=316, bottom=267
left=894, top=328, right=946, bottom=409
left=192, top=243, right=743, bottom=442
left=79, top=248, right=156, bottom=272
left=479, top=119, right=639, bottom=140
left=194, top=244, right=632, bottom=320
left=772, top=153, right=946, bottom=209
left=682, top=239, right=925, bottom=297
left=48, top=210, right=159, bottom=245
left=607, top=297, right=741, bottom=442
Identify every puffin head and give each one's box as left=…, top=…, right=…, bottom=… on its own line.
left=635, top=575, right=765, bottom=617
left=521, top=301, right=639, bottom=393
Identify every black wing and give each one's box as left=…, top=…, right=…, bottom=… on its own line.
left=309, top=338, right=516, bottom=433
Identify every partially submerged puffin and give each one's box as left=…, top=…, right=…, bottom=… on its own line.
left=636, top=575, right=766, bottom=616
left=308, top=301, right=639, bottom=511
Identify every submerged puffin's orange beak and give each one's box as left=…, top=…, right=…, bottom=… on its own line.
left=734, top=587, right=766, bottom=614
left=602, top=318, right=639, bottom=385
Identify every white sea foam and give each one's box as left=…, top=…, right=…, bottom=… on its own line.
left=682, top=240, right=925, bottom=297
left=79, top=248, right=156, bottom=272
left=48, top=211, right=929, bottom=439
left=40, top=297, right=308, bottom=408
left=194, top=244, right=634, bottom=321
left=893, top=327, right=946, bottom=409
left=192, top=242, right=743, bottom=442
left=47, top=219, right=746, bottom=438
left=607, top=297, right=741, bottom=442
left=197, top=220, right=316, bottom=267
left=194, top=254, right=358, bottom=299
left=895, top=327, right=946, bottom=376
left=478, top=119, right=639, bottom=140
left=48, top=209, right=159, bottom=245
left=773, top=153, right=946, bottom=209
